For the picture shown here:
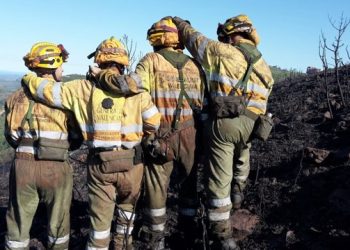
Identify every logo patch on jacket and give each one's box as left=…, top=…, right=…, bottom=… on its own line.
left=102, top=98, right=114, bottom=109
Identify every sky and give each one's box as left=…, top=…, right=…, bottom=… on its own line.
left=0, top=0, right=350, bottom=75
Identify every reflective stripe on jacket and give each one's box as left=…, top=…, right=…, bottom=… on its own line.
left=97, top=48, right=206, bottom=125
left=177, top=22, right=274, bottom=115
left=22, top=73, right=160, bottom=149
left=5, top=87, right=74, bottom=154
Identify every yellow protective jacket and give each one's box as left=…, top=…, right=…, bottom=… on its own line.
left=22, top=73, right=161, bottom=149
left=4, top=85, right=79, bottom=155
left=176, top=21, right=274, bottom=115
left=97, top=48, right=206, bottom=125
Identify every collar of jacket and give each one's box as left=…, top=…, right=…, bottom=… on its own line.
left=162, top=47, right=184, bottom=54
left=233, top=38, right=256, bottom=47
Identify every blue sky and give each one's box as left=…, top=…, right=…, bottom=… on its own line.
left=0, top=0, right=349, bottom=75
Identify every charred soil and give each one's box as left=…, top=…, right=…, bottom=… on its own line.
left=1, top=67, right=350, bottom=249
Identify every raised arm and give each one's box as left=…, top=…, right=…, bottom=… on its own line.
left=22, top=73, right=90, bottom=111
left=173, top=17, right=214, bottom=66
left=96, top=69, right=148, bottom=95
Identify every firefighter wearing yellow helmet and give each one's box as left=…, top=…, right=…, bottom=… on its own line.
left=5, top=42, right=82, bottom=250
left=173, top=14, right=274, bottom=249
left=90, top=17, right=207, bottom=249
left=21, top=36, right=161, bottom=250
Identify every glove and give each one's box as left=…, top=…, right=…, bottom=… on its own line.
left=172, top=16, right=191, bottom=26
left=142, top=134, right=164, bottom=159
left=142, top=133, right=155, bottom=148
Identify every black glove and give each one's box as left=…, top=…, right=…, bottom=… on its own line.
left=172, top=16, right=191, bottom=26
left=142, top=134, right=162, bottom=158
left=142, top=133, right=154, bottom=148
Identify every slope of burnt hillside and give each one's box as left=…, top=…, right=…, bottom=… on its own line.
left=0, top=67, right=349, bottom=249
left=242, top=66, right=350, bottom=249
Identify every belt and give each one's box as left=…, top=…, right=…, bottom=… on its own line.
left=15, top=152, right=35, bottom=160
left=90, top=146, right=124, bottom=154
left=89, top=146, right=142, bottom=165
left=215, top=109, right=259, bottom=121
left=18, top=138, right=35, bottom=147
left=243, top=109, right=260, bottom=121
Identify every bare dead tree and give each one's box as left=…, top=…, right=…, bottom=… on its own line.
left=347, top=45, right=350, bottom=62
left=120, top=34, right=143, bottom=73
left=343, top=45, right=350, bottom=99
left=325, top=13, right=350, bottom=107
left=319, top=32, right=333, bottom=118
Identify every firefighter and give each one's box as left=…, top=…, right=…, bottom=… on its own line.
left=172, top=15, right=275, bottom=249
left=90, top=18, right=207, bottom=249
left=4, top=42, right=81, bottom=250
left=21, top=37, right=161, bottom=250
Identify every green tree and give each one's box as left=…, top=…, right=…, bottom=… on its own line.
left=270, top=66, right=304, bottom=82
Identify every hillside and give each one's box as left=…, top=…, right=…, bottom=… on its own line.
left=241, top=65, right=350, bottom=249
left=270, top=66, right=305, bottom=82
left=0, top=66, right=349, bottom=249
left=0, top=80, right=21, bottom=109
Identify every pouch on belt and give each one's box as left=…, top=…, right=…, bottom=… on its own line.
left=99, top=149, right=135, bottom=173
left=253, top=114, right=273, bottom=141
left=212, top=95, right=245, bottom=118
left=37, top=138, right=69, bottom=161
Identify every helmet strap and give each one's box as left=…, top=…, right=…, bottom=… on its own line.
left=219, top=35, right=230, bottom=44
left=153, top=45, right=168, bottom=52
left=53, top=71, right=60, bottom=82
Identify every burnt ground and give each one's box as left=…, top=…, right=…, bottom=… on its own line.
left=1, top=66, right=350, bottom=249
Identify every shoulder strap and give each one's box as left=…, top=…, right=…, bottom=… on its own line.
left=156, top=49, right=190, bottom=69
left=156, top=49, right=193, bottom=130
left=236, top=43, right=262, bottom=65
left=234, top=43, right=262, bottom=94
left=20, top=100, right=37, bottom=140
left=235, top=43, right=270, bottom=89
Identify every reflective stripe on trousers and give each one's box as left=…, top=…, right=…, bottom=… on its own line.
left=209, top=196, right=231, bottom=207
left=89, top=228, right=110, bottom=240
left=48, top=234, right=70, bottom=244
left=145, top=207, right=166, bottom=217
left=6, top=239, right=30, bottom=249
left=208, top=211, right=231, bottom=221
left=208, top=196, right=232, bottom=222
left=150, top=223, right=166, bottom=232
left=145, top=207, right=166, bottom=231
left=86, top=246, right=108, bottom=250
left=115, top=224, right=133, bottom=235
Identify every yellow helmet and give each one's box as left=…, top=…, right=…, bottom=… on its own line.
left=23, top=42, right=69, bottom=70
left=88, top=37, right=129, bottom=66
left=147, top=17, right=179, bottom=47
left=219, top=14, right=260, bottom=45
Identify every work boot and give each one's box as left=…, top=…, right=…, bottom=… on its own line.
left=111, top=233, right=133, bottom=250
left=232, top=183, right=244, bottom=209
left=211, top=237, right=239, bottom=250
left=152, top=237, right=165, bottom=250
left=138, top=226, right=166, bottom=250
left=232, top=192, right=244, bottom=209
